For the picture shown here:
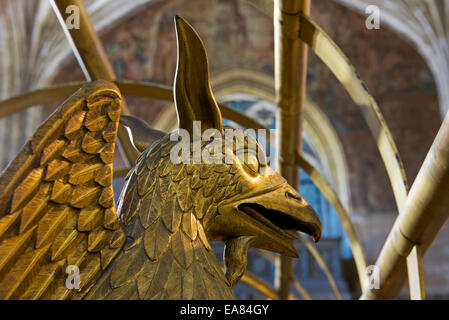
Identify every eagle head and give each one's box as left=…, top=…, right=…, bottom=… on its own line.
left=120, top=16, right=321, bottom=288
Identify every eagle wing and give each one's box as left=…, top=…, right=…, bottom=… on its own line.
left=0, top=80, right=126, bottom=300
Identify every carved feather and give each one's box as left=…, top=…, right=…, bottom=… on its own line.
left=86, top=138, right=236, bottom=299
left=0, top=15, right=322, bottom=301
left=0, top=80, right=125, bottom=299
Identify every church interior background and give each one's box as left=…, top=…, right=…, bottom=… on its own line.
left=1, top=0, right=449, bottom=299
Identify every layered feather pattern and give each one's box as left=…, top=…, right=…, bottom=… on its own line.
left=0, top=81, right=125, bottom=299
left=87, top=136, right=242, bottom=300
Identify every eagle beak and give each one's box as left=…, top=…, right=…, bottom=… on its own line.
left=208, top=183, right=322, bottom=258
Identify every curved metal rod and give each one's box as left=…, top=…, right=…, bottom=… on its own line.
left=209, top=101, right=368, bottom=293
left=0, top=80, right=172, bottom=120
left=244, top=1, right=415, bottom=297
left=0, top=80, right=283, bottom=132
left=0, top=82, right=86, bottom=119
left=239, top=271, right=279, bottom=300
left=298, top=233, right=342, bottom=300
left=291, top=274, right=312, bottom=300
left=220, top=266, right=298, bottom=300
left=298, top=13, right=432, bottom=299
left=244, top=0, right=409, bottom=212
left=299, top=14, right=409, bottom=210
left=253, top=248, right=312, bottom=300
left=1, top=80, right=368, bottom=294
left=296, top=152, right=368, bottom=291
left=255, top=249, right=276, bottom=264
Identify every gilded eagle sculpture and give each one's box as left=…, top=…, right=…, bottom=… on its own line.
left=0, top=16, right=321, bottom=300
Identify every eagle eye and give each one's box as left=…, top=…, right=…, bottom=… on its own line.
left=236, top=149, right=260, bottom=177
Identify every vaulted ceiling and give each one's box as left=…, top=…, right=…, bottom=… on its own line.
left=0, top=0, right=157, bottom=99
left=336, top=0, right=449, bottom=117
left=1, top=0, right=448, bottom=111
left=0, top=0, right=447, bottom=169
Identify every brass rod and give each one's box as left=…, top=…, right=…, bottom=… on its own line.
left=291, top=274, right=312, bottom=300
left=245, top=5, right=421, bottom=297
left=50, top=0, right=116, bottom=84
left=240, top=271, right=279, bottom=300
left=0, top=81, right=86, bottom=119
left=0, top=80, right=172, bottom=120
left=298, top=232, right=342, bottom=300
left=51, top=0, right=139, bottom=165
left=295, top=14, right=425, bottom=299
left=407, top=245, right=425, bottom=300
left=274, top=0, right=310, bottom=300
left=219, top=266, right=298, bottom=300
left=361, top=109, right=449, bottom=299
left=296, top=153, right=368, bottom=291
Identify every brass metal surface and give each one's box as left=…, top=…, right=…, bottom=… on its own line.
left=297, top=233, right=341, bottom=299
left=244, top=1, right=420, bottom=296
left=291, top=274, right=311, bottom=300
left=113, top=100, right=368, bottom=294
left=0, top=80, right=276, bottom=129
left=0, top=78, right=368, bottom=293
left=1, top=0, right=436, bottom=299
left=0, top=16, right=322, bottom=300
left=50, top=0, right=116, bottom=82
left=51, top=0, right=139, bottom=166
left=0, top=80, right=125, bottom=299
left=239, top=270, right=297, bottom=300
left=361, top=109, right=449, bottom=299
left=0, top=82, right=86, bottom=119
left=119, top=115, right=166, bottom=153
left=296, top=153, right=368, bottom=291
left=174, top=17, right=224, bottom=134
left=239, top=271, right=279, bottom=300
left=274, top=0, right=310, bottom=300
left=296, top=12, right=428, bottom=299
left=0, top=81, right=171, bottom=120
left=298, top=14, right=410, bottom=212
left=407, top=246, right=425, bottom=300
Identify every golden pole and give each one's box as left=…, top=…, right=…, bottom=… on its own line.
left=51, top=0, right=139, bottom=165
left=274, top=0, right=310, bottom=300
left=362, top=109, right=449, bottom=299
left=407, top=246, right=425, bottom=299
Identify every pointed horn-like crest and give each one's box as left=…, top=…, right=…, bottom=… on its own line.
left=174, top=16, right=223, bottom=134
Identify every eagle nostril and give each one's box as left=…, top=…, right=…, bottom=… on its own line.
left=285, top=191, right=303, bottom=202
